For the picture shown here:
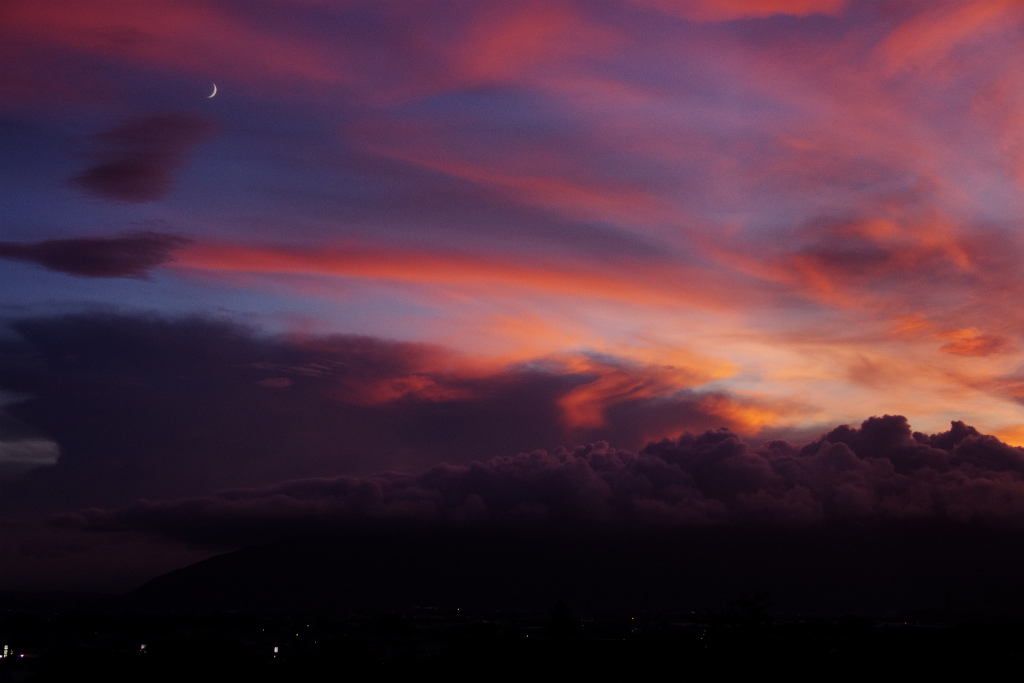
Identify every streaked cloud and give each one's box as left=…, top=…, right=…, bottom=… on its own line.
left=72, top=114, right=215, bottom=202
left=0, top=232, right=190, bottom=278
left=635, top=0, right=848, bottom=22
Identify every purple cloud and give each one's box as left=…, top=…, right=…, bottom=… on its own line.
left=0, top=314, right=750, bottom=512
left=54, top=416, right=1024, bottom=545
left=7, top=314, right=1024, bottom=539
left=0, top=232, right=190, bottom=278
left=72, top=114, right=215, bottom=202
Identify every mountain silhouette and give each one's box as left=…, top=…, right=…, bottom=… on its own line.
left=128, top=524, right=1024, bottom=616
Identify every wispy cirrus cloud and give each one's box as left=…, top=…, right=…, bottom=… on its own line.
left=877, top=0, right=1023, bottom=74
left=1, top=0, right=346, bottom=92
left=171, top=240, right=746, bottom=310
left=72, top=114, right=215, bottom=202
left=634, top=0, right=848, bottom=22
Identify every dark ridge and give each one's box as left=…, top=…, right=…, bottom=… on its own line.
left=128, top=522, right=1024, bottom=617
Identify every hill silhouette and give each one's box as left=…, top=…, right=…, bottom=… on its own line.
left=128, top=523, right=1024, bottom=617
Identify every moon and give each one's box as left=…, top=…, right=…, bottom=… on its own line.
left=207, top=83, right=217, bottom=98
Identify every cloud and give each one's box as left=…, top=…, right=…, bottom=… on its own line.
left=0, top=438, right=59, bottom=477
left=938, top=327, right=1011, bottom=357
left=72, top=114, right=215, bottom=202
left=172, top=240, right=743, bottom=310
left=0, top=313, right=761, bottom=512
left=877, top=0, right=1022, bottom=74
left=51, top=414, right=1024, bottom=546
left=556, top=354, right=728, bottom=429
left=2, top=0, right=344, bottom=90
left=635, top=0, right=847, bottom=22
left=453, top=3, right=619, bottom=84
left=0, top=232, right=190, bottom=278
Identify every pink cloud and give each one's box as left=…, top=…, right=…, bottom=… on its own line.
left=1, top=0, right=346, bottom=92
left=453, top=2, right=619, bottom=83
left=635, top=0, right=847, bottom=21
left=878, top=0, right=1023, bottom=74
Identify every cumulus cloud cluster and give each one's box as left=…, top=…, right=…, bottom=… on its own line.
left=56, top=415, right=1024, bottom=545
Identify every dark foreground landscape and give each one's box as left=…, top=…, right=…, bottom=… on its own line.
left=3, top=600, right=1024, bottom=682
left=4, top=525, right=1024, bottom=681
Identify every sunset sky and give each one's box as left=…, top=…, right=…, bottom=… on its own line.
left=3, top=0, right=1024, bottom=593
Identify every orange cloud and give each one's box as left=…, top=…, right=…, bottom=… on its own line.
left=993, top=425, right=1024, bottom=448
left=696, top=394, right=796, bottom=434
left=938, top=328, right=1011, bottom=357
left=890, top=313, right=932, bottom=336
left=556, top=353, right=733, bottom=429
left=439, top=312, right=587, bottom=365
left=173, top=241, right=741, bottom=311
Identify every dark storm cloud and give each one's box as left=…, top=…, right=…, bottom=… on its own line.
left=0, top=313, right=533, bottom=510
left=0, top=232, right=190, bottom=278
left=10, top=313, right=1022, bottom=532
left=53, top=416, right=1024, bottom=546
left=72, top=114, right=215, bottom=202
left=0, top=313, right=751, bottom=515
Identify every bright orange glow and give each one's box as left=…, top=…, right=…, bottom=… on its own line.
left=557, top=354, right=733, bottom=429
left=696, top=394, right=795, bottom=434
left=938, top=328, right=1010, bottom=357
left=993, top=425, right=1024, bottom=448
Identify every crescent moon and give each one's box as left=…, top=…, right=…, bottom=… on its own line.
left=207, top=83, right=217, bottom=98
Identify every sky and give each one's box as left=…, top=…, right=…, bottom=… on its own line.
left=2, top=0, right=1024, bottom=596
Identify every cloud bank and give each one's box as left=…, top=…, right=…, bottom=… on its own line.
left=0, top=313, right=769, bottom=512
left=54, top=415, right=1024, bottom=546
